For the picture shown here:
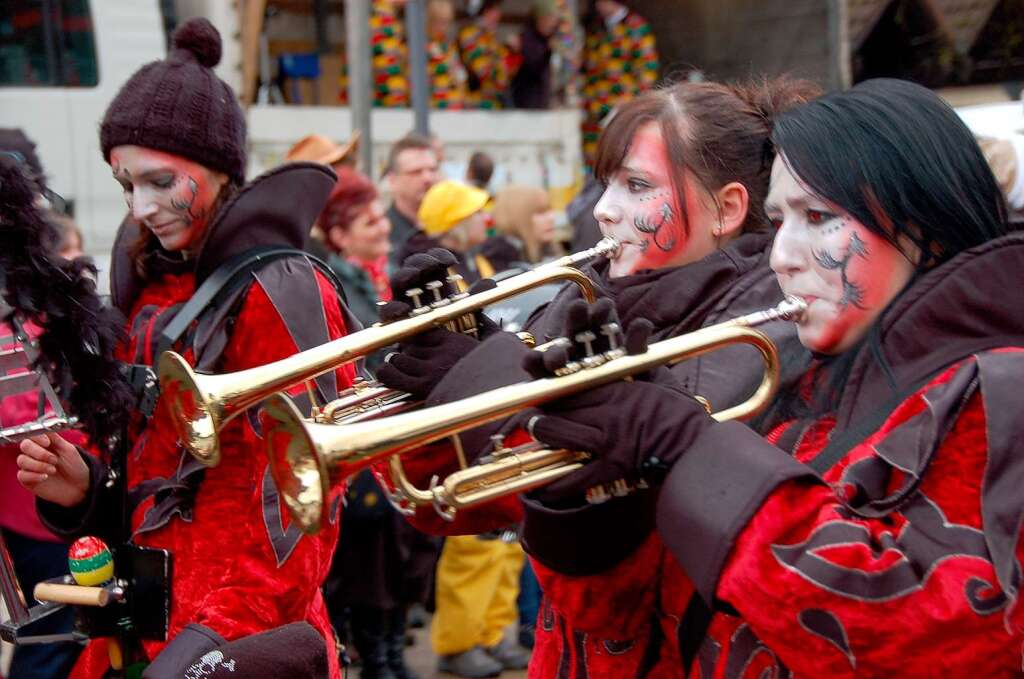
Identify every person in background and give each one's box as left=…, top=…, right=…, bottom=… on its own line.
left=490, top=185, right=558, bottom=266
left=458, top=0, right=512, bottom=110
left=397, top=179, right=491, bottom=279
left=509, top=0, right=559, bottom=109
left=0, top=134, right=87, bottom=679
left=313, top=165, right=419, bottom=679
left=286, top=133, right=360, bottom=173
left=580, top=0, right=659, bottom=168
left=425, top=0, right=468, bottom=110
left=318, top=166, right=392, bottom=332
left=385, top=133, right=441, bottom=268
left=977, top=133, right=1024, bottom=222
left=465, top=150, right=495, bottom=191
left=371, top=0, right=410, bottom=107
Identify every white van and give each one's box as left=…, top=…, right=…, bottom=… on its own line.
left=0, top=1, right=165, bottom=285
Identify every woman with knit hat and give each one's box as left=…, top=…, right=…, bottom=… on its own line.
left=16, top=18, right=355, bottom=679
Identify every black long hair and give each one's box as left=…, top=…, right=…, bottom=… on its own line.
left=758, top=79, right=1011, bottom=431
left=771, top=78, right=1009, bottom=268
left=0, top=156, right=133, bottom=447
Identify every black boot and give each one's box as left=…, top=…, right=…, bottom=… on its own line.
left=351, top=606, right=398, bottom=679
left=385, top=607, right=420, bottom=679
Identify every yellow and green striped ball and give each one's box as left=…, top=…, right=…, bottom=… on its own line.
left=68, top=536, right=114, bottom=586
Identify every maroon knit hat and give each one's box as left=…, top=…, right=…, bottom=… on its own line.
left=100, top=18, right=247, bottom=184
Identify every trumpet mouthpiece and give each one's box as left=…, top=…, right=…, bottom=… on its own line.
left=595, top=236, right=621, bottom=259
left=779, top=296, right=808, bottom=322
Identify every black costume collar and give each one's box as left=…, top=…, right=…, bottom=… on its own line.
left=579, top=231, right=774, bottom=334
left=836, top=231, right=1024, bottom=427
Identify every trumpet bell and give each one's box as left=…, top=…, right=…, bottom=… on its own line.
left=159, top=351, right=222, bottom=466
left=263, top=394, right=330, bottom=533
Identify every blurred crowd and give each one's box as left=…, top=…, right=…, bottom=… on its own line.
left=337, top=0, right=659, bottom=168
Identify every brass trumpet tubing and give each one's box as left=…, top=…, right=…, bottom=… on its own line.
left=266, top=301, right=796, bottom=533
left=161, top=264, right=601, bottom=467
left=435, top=447, right=589, bottom=512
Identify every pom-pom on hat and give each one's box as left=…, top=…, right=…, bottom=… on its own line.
left=100, top=18, right=247, bottom=184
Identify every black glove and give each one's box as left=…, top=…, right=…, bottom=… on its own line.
left=527, top=380, right=713, bottom=502
left=376, top=248, right=498, bottom=398
left=520, top=298, right=712, bottom=502
left=377, top=325, right=481, bottom=398
left=523, top=298, right=653, bottom=379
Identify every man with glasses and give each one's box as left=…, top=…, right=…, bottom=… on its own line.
left=385, top=133, right=442, bottom=268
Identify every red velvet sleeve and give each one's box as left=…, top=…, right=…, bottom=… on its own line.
left=188, top=273, right=354, bottom=638
left=715, top=376, right=1024, bottom=676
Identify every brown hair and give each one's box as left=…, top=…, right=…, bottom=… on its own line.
left=594, top=77, right=821, bottom=236
left=492, top=185, right=552, bottom=263
left=384, top=132, right=435, bottom=176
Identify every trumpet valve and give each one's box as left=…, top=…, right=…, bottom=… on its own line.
left=490, top=433, right=507, bottom=454
left=554, top=360, right=582, bottom=377
left=405, top=287, right=427, bottom=312
left=599, top=322, right=623, bottom=352
left=425, top=280, right=448, bottom=306
left=575, top=330, right=597, bottom=358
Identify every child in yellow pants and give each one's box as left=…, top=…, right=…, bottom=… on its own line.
left=432, top=534, right=530, bottom=677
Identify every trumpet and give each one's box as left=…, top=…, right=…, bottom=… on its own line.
left=159, top=238, right=621, bottom=466
left=263, top=297, right=807, bottom=533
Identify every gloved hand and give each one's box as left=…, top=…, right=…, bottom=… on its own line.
left=376, top=248, right=498, bottom=399
left=520, top=298, right=713, bottom=502
left=523, top=298, right=652, bottom=379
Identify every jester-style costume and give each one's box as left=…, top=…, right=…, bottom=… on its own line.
left=580, top=11, right=659, bottom=168
left=427, top=37, right=468, bottom=110
left=37, top=163, right=358, bottom=679
left=374, top=232, right=798, bottom=678
left=457, top=23, right=512, bottom=109
left=371, top=0, right=409, bottom=107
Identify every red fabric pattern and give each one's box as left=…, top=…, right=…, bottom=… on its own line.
left=528, top=533, right=694, bottom=679
left=709, top=353, right=1024, bottom=678
left=70, top=271, right=355, bottom=679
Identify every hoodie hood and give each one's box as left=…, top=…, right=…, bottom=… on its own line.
left=837, top=231, right=1024, bottom=428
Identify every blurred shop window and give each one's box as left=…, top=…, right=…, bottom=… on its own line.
left=0, top=0, right=98, bottom=87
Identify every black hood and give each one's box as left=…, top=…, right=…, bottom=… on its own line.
left=837, top=231, right=1024, bottom=428
left=111, top=162, right=335, bottom=314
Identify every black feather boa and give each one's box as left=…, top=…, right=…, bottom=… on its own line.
left=0, top=155, right=133, bottom=448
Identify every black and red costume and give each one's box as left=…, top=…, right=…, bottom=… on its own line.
left=375, top=231, right=799, bottom=677
left=644, top=232, right=1024, bottom=677
left=37, top=163, right=356, bottom=679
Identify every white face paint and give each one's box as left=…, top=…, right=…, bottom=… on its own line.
left=766, top=156, right=918, bottom=354
left=593, top=122, right=721, bottom=278
left=110, top=145, right=226, bottom=253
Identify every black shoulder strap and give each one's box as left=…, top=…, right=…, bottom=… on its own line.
left=156, top=246, right=344, bottom=358
left=806, top=376, right=934, bottom=475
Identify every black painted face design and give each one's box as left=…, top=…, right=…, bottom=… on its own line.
left=110, top=146, right=223, bottom=253
left=767, top=157, right=917, bottom=354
